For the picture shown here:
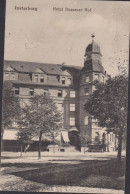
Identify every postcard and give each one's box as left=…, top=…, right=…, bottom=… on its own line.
left=1, top=0, right=129, bottom=193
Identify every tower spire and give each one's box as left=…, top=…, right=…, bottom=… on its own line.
left=91, top=33, right=95, bottom=42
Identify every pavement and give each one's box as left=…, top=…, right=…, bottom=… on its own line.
left=0, top=151, right=126, bottom=193
left=1, top=151, right=126, bottom=164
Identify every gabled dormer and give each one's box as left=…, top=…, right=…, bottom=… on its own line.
left=32, top=68, right=47, bottom=83
left=4, top=66, right=18, bottom=81
left=59, top=69, right=73, bottom=86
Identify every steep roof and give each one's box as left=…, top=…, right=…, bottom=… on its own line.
left=85, top=41, right=102, bottom=56
left=4, top=60, right=81, bottom=76
left=82, top=59, right=105, bottom=74
left=4, top=60, right=81, bottom=88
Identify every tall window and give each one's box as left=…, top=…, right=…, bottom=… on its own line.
left=58, top=90, right=62, bottom=97
left=40, top=75, right=44, bottom=83
left=10, top=73, right=15, bottom=80
left=85, top=88, right=89, bottom=95
left=4, top=73, right=9, bottom=80
left=92, top=118, right=98, bottom=122
left=94, top=74, right=99, bottom=80
left=84, top=116, right=88, bottom=125
left=70, top=104, right=75, bottom=111
left=61, top=77, right=66, bottom=84
left=34, top=75, right=38, bottom=82
left=57, top=103, right=63, bottom=112
left=29, top=88, right=34, bottom=96
left=85, top=75, right=90, bottom=82
left=14, top=86, right=19, bottom=95
left=92, top=85, right=96, bottom=92
left=70, top=117, right=75, bottom=126
left=70, top=91, right=76, bottom=98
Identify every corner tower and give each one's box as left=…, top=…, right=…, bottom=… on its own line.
left=79, top=34, right=106, bottom=144
left=83, top=34, right=104, bottom=73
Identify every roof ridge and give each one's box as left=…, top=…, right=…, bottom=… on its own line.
left=4, top=60, right=82, bottom=70
left=4, top=60, right=62, bottom=66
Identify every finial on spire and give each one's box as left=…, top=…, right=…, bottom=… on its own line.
left=91, top=33, right=95, bottom=42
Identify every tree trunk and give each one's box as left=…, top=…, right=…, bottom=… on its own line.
left=1, top=130, right=4, bottom=152
left=84, top=144, right=85, bottom=154
left=20, top=144, right=23, bottom=157
left=38, top=131, right=42, bottom=159
left=117, top=133, right=122, bottom=163
left=53, top=144, right=55, bottom=153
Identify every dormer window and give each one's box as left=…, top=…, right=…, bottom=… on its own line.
left=34, top=75, right=38, bottom=82
left=61, top=77, right=66, bottom=85
left=68, top=77, right=72, bottom=85
left=10, top=73, right=15, bottom=80
left=40, top=75, right=44, bottom=83
left=4, top=73, right=9, bottom=80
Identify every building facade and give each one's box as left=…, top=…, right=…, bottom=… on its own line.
left=3, top=36, right=117, bottom=152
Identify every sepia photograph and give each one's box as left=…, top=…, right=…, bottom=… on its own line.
left=0, top=0, right=129, bottom=193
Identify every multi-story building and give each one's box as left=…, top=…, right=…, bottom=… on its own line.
left=3, top=36, right=117, bottom=152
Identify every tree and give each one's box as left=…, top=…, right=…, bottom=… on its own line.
left=80, top=133, right=91, bottom=154
left=84, top=75, right=128, bottom=162
left=17, top=94, right=62, bottom=159
left=17, top=127, right=33, bottom=157
left=2, top=81, right=21, bottom=139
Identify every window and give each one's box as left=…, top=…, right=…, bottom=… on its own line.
left=70, top=91, right=76, bottom=98
left=70, top=104, right=75, bottom=111
left=10, top=73, right=15, bottom=80
left=57, top=103, right=63, bottom=112
left=92, top=85, right=96, bottom=92
left=44, top=89, right=48, bottom=96
left=58, top=90, right=62, bottom=97
left=92, top=118, right=98, bottom=122
left=61, top=77, right=66, bottom=84
left=4, top=73, right=9, bottom=80
left=70, top=117, right=75, bottom=126
left=40, top=75, right=44, bottom=83
left=68, top=77, right=72, bottom=85
left=85, top=75, right=90, bottom=82
left=14, top=86, right=19, bottom=95
left=34, top=75, right=38, bottom=82
left=94, top=74, right=99, bottom=80
left=29, top=88, right=34, bottom=96
left=102, top=76, right=104, bottom=83
left=84, top=116, right=88, bottom=125
left=85, top=88, right=89, bottom=95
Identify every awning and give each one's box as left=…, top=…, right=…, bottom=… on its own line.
left=3, top=130, right=17, bottom=140
left=61, top=131, right=70, bottom=142
left=69, top=127, right=79, bottom=132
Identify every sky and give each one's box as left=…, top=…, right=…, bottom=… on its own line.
left=4, top=0, right=129, bottom=76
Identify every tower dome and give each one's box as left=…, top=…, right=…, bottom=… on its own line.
left=85, top=34, right=102, bottom=57
left=83, top=34, right=105, bottom=74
